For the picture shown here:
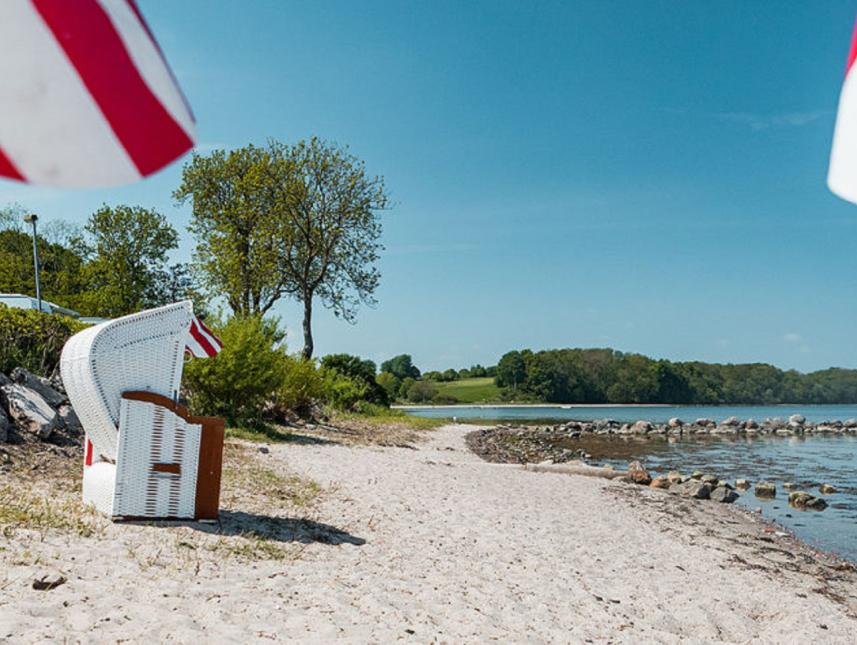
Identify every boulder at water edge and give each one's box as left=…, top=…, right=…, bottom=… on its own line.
left=650, top=475, right=671, bottom=490
left=735, top=479, right=751, bottom=490
left=627, top=461, right=652, bottom=485
left=819, top=483, right=838, bottom=494
left=10, top=367, right=66, bottom=409
left=710, top=486, right=739, bottom=503
left=670, top=479, right=711, bottom=499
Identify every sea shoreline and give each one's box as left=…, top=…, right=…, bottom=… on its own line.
left=3, top=422, right=857, bottom=641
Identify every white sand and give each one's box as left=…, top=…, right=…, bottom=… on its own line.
left=3, top=424, right=857, bottom=643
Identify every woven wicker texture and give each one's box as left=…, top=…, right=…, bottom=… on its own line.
left=60, top=301, right=193, bottom=460
left=113, top=396, right=201, bottom=519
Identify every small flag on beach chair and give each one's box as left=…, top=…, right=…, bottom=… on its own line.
left=185, top=315, right=223, bottom=358
left=0, top=0, right=195, bottom=188
left=829, top=16, right=857, bottom=204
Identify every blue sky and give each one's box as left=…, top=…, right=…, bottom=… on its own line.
left=3, top=1, right=857, bottom=372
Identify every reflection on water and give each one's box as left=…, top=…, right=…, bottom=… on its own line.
left=563, top=434, right=857, bottom=562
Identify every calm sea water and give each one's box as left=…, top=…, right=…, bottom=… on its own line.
left=403, top=404, right=857, bottom=424
left=403, top=405, right=857, bottom=562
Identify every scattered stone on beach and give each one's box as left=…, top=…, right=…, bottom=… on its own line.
left=819, top=483, right=838, bottom=495
left=626, top=461, right=652, bottom=485
left=700, top=474, right=719, bottom=486
left=668, top=417, right=683, bottom=428
left=691, top=471, right=704, bottom=480
left=649, top=475, right=671, bottom=489
left=721, top=416, right=740, bottom=427
left=745, top=418, right=759, bottom=429
left=789, top=414, right=806, bottom=426
left=695, top=418, right=714, bottom=427
left=710, top=486, right=739, bottom=504
left=735, top=478, right=751, bottom=490
left=666, top=470, right=684, bottom=484
left=0, top=406, right=10, bottom=443
left=789, top=491, right=828, bottom=511
left=755, top=481, right=776, bottom=498
left=670, top=479, right=711, bottom=499
left=0, top=383, right=59, bottom=439
left=631, top=420, right=653, bottom=434
left=32, top=574, right=66, bottom=591
left=10, top=367, right=66, bottom=409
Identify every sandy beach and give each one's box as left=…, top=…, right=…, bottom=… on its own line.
left=2, top=423, right=857, bottom=643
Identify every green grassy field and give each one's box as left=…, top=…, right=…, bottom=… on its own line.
left=433, top=377, right=502, bottom=403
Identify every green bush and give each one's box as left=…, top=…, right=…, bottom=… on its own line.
left=0, top=306, right=85, bottom=376
left=275, top=356, right=327, bottom=417
left=183, top=315, right=286, bottom=425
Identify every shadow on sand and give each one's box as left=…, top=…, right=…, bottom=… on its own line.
left=124, top=510, right=366, bottom=546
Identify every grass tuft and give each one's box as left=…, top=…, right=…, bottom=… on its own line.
left=0, top=485, right=102, bottom=538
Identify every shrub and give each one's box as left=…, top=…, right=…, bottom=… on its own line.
left=0, top=306, right=85, bottom=376
left=275, top=356, right=327, bottom=417
left=406, top=379, right=437, bottom=403
left=183, top=315, right=286, bottom=425
left=376, top=371, right=401, bottom=400
left=320, top=353, right=388, bottom=405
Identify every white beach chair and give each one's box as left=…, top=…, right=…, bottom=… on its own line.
left=60, top=301, right=224, bottom=520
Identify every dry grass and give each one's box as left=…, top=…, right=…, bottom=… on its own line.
left=0, top=484, right=102, bottom=539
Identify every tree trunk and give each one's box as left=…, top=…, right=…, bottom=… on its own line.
left=301, top=295, right=314, bottom=359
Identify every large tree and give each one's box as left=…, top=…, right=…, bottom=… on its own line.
left=175, top=146, right=289, bottom=316
left=177, top=139, right=389, bottom=358
left=78, top=205, right=181, bottom=317
left=271, top=138, right=388, bottom=358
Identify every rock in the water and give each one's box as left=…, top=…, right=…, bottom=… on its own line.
left=631, top=420, right=653, bottom=434
left=783, top=482, right=796, bottom=490
left=788, top=414, right=806, bottom=425
left=10, top=367, right=66, bottom=409
left=701, top=474, right=719, bottom=486
left=668, top=417, right=683, bottom=428
left=691, top=471, right=704, bottom=480
left=789, top=491, right=828, bottom=510
left=627, top=460, right=652, bottom=485
left=695, top=418, right=713, bottom=427
left=745, top=418, right=759, bottom=429
left=755, top=481, right=777, bottom=498
left=670, top=479, right=711, bottom=499
left=650, top=475, right=671, bottom=489
left=710, top=486, right=739, bottom=503
left=735, top=478, right=751, bottom=490
left=819, top=483, right=838, bottom=494
left=721, top=416, right=740, bottom=426
left=0, top=384, right=59, bottom=439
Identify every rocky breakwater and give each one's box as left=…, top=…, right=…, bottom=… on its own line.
left=522, top=413, right=857, bottom=438
left=0, top=367, right=82, bottom=462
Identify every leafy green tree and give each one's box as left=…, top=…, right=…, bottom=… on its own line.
left=0, top=205, right=87, bottom=310
left=77, top=205, right=181, bottom=317
left=376, top=371, right=402, bottom=400
left=175, top=146, right=289, bottom=316
left=496, top=350, right=527, bottom=390
left=269, top=138, right=389, bottom=358
left=406, top=379, right=437, bottom=403
left=442, top=368, right=459, bottom=382
left=381, top=354, right=420, bottom=380
left=320, top=353, right=388, bottom=404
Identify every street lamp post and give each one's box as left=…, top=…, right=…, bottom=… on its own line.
left=22, top=213, right=41, bottom=313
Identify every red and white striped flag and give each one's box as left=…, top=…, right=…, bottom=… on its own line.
left=185, top=315, right=223, bottom=359
left=829, top=18, right=857, bottom=204
left=0, top=0, right=195, bottom=188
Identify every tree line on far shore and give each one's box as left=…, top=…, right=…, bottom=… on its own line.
left=494, top=348, right=857, bottom=405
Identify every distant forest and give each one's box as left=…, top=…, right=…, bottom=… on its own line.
left=493, top=348, right=857, bottom=405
